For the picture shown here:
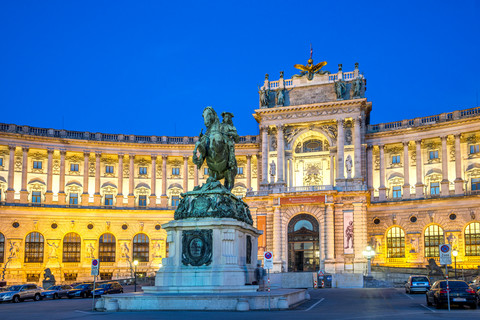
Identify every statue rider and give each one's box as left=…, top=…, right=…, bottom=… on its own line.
left=221, top=112, right=240, bottom=169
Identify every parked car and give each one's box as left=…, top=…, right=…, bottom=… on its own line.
left=41, top=285, right=73, bottom=299
left=67, top=283, right=94, bottom=299
left=0, top=284, right=44, bottom=303
left=426, top=280, right=477, bottom=309
left=92, top=282, right=124, bottom=297
left=469, top=276, right=480, bottom=291
left=405, top=275, right=430, bottom=294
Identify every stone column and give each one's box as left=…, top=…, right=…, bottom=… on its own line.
left=402, top=141, right=411, bottom=198
left=329, top=151, right=335, bottom=186
left=276, top=125, right=285, bottom=183
left=415, top=140, right=424, bottom=197
left=19, top=146, right=29, bottom=203
left=354, top=117, right=362, bottom=179
left=128, top=154, right=135, bottom=206
left=454, top=134, right=464, bottom=194
left=149, top=155, right=157, bottom=208
left=161, top=155, right=168, bottom=207
left=82, top=151, right=90, bottom=205
left=116, top=154, right=124, bottom=207
left=353, top=202, right=367, bottom=267
left=57, top=150, right=66, bottom=205
left=246, top=155, right=252, bottom=190
left=93, top=152, right=102, bottom=206
left=441, top=136, right=450, bottom=196
left=378, top=145, right=386, bottom=201
left=366, top=145, right=374, bottom=199
left=325, top=203, right=335, bottom=261
left=6, top=145, right=16, bottom=202
left=273, top=206, right=283, bottom=272
left=256, top=154, right=262, bottom=190
left=45, top=148, right=54, bottom=204
left=288, top=158, right=294, bottom=188
left=336, top=119, right=345, bottom=180
left=194, top=162, right=199, bottom=187
left=261, top=126, right=269, bottom=184
left=183, top=156, right=189, bottom=192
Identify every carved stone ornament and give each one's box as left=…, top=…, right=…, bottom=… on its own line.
left=14, top=157, right=22, bottom=172
left=262, top=107, right=357, bottom=121
left=89, top=162, right=96, bottom=177
left=182, top=229, right=213, bottom=267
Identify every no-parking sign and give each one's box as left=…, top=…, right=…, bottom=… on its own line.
left=264, top=251, right=273, bottom=269
left=91, top=258, right=100, bottom=276
left=439, top=244, right=452, bottom=265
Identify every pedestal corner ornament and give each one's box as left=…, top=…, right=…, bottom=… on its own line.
left=182, top=229, right=213, bottom=266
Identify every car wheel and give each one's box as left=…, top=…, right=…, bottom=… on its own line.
left=120, top=290, right=123, bottom=293
left=426, top=296, right=432, bottom=306
left=54, top=294, right=58, bottom=299
left=434, top=298, right=442, bottom=309
left=13, top=295, right=21, bottom=303
left=471, top=303, right=477, bottom=310
left=34, top=293, right=41, bottom=301
left=82, top=292, right=87, bottom=298
left=68, top=296, right=73, bottom=299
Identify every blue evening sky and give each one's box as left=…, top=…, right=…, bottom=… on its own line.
left=1, top=1, right=479, bottom=137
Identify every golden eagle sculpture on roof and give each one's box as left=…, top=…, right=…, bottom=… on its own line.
left=293, top=45, right=329, bottom=80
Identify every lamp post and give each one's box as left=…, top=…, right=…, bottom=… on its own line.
left=452, top=249, right=458, bottom=279
left=133, top=260, right=138, bottom=292
left=362, top=246, right=376, bottom=277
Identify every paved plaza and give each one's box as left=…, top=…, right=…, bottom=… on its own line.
left=0, top=288, right=478, bottom=320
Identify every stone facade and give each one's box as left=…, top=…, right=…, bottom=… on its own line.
left=0, top=62, right=479, bottom=285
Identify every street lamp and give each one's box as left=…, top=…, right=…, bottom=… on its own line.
left=362, top=246, right=376, bottom=277
left=452, top=249, right=458, bottom=279
left=133, top=260, right=138, bottom=292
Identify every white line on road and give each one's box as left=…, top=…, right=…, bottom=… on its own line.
left=403, top=293, right=414, bottom=300
left=420, top=304, right=436, bottom=313
left=304, top=298, right=325, bottom=311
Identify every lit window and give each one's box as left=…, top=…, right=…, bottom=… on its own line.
left=105, top=194, right=113, bottom=206
left=32, top=191, right=42, bottom=204
left=238, top=167, right=244, bottom=175
left=470, top=144, right=480, bottom=154
left=429, top=150, right=439, bottom=160
left=172, top=167, right=180, bottom=175
left=25, top=232, right=44, bottom=263
left=63, top=233, right=81, bottom=263
left=204, top=167, right=208, bottom=175
left=99, top=233, right=116, bottom=262
left=472, top=178, right=480, bottom=191
left=424, top=225, right=444, bottom=257
left=430, top=182, right=440, bottom=195
left=172, top=195, right=180, bottom=206
left=138, top=195, right=147, bottom=206
left=69, top=193, right=78, bottom=205
left=392, top=155, right=400, bottom=164
left=33, top=161, right=42, bottom=169
left=386, top=227, right=405, bottom=258
left=105, top=165, right=114, bottom=174
left=70, top=163, right=79, bottom=172
left=139, top=167, right=147, bottom=175
left=465, top=222, right=480, bottom=256
left=392, top=186, right=402, bottom=198
left=133, top=233, right=149, bottom=262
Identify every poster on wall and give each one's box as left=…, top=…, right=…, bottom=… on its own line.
left=344, top=211, right=354, bottom=254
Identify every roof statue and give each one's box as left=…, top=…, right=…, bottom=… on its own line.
left=293, top=45, right=329, bottom=80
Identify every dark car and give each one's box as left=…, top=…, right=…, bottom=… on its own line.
left=67, top=283, right=94, bottom=299
left=92, top=282, right=123, bottom=297
left=41, top=285, right=73, bottom=299
left=405, top=275, right=430, bottom=294
left=426, top=280, right=477, bottom=309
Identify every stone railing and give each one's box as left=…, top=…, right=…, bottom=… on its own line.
left=0, top=123, right=258, bottom=145
left=245, top=184, right=365, bottom=197
left=367, top=106, right=480, bottom=133
left=267, top=71, right=357, bottom=90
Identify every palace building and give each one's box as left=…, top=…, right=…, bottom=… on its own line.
left=0, top=59, right=479, bottom=284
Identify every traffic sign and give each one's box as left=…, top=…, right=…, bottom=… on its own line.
left=439, top=244, right=452, bottom=265
left=264, top=251, right=273, bottom=269
left=91, top=258, right=100, bottom=276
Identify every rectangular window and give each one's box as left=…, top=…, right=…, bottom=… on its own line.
left=237, top=167, right=244, bottom=175
left=471, top=144, right=480, bottom=154
left=139, top=195, right=147, bottom=206
left=105, top=165, right=114, bottom=174
left=139, top=167, right=147, bottom=175
left=392, top=186, right=402, bottom=198
left=0, top=158, right=3, bottom=166
left=429, top=150, right=439, bottom=160
left=70, top=163, right=79, bottom=172
left=204, top=167, right=208, bottom=175
left=172, top=167, right=180, bottom=175
left=172, top=195, right=180, bottom=206
left=472, top=178, right=480, bottom=191
left=69, top=193, right=78, bottom=205
left=64, top=273, right=77, bottom=281
left=32, top=191, right=42, bottom=204
left=392, top=155, right=400, bottom=164
left=33, top=161, right=42, bottom=169
left=430, top=182, right=440, bottom=195
left=105, top=194, right=113, bottom=206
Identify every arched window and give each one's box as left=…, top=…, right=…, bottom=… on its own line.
left=287, top=214, right=319, bottom=272
left=465, top=222, right=480, bottom=256
left=99, top=233, right=116, bottom=262
left=424, top=225, right=444, bottom=257
left=0, top=233, right=4, bottom=263
left=133, top=233, right=149, bottom=262
left=386, top=227, right=405, bottom=258
left=63, top=233, right=81, bottom=262
left=25, top=232, right=44, bottom=263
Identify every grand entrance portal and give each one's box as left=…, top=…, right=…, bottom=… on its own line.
left=288, top=214, right=320, bottom=272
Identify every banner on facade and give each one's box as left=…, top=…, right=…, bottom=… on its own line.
left=280, top=195, right=326, bottom=205
left=344, top=211, right=354, bottom=254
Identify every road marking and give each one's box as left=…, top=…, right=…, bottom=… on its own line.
left=403, top=293, right=414, bottom=300
left=304, top=298, right=325, bottom=311
left=420, top=304, right=436, bottom=312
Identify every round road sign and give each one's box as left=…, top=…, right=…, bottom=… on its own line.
left=264, top=251, right=272, bottom=260
left=440, top=245, right=450, bottom=253
left=92, top=259, right=99, bottom=266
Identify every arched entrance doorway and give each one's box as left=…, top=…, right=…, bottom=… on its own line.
left=288, top=214, right=320, bottom=272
